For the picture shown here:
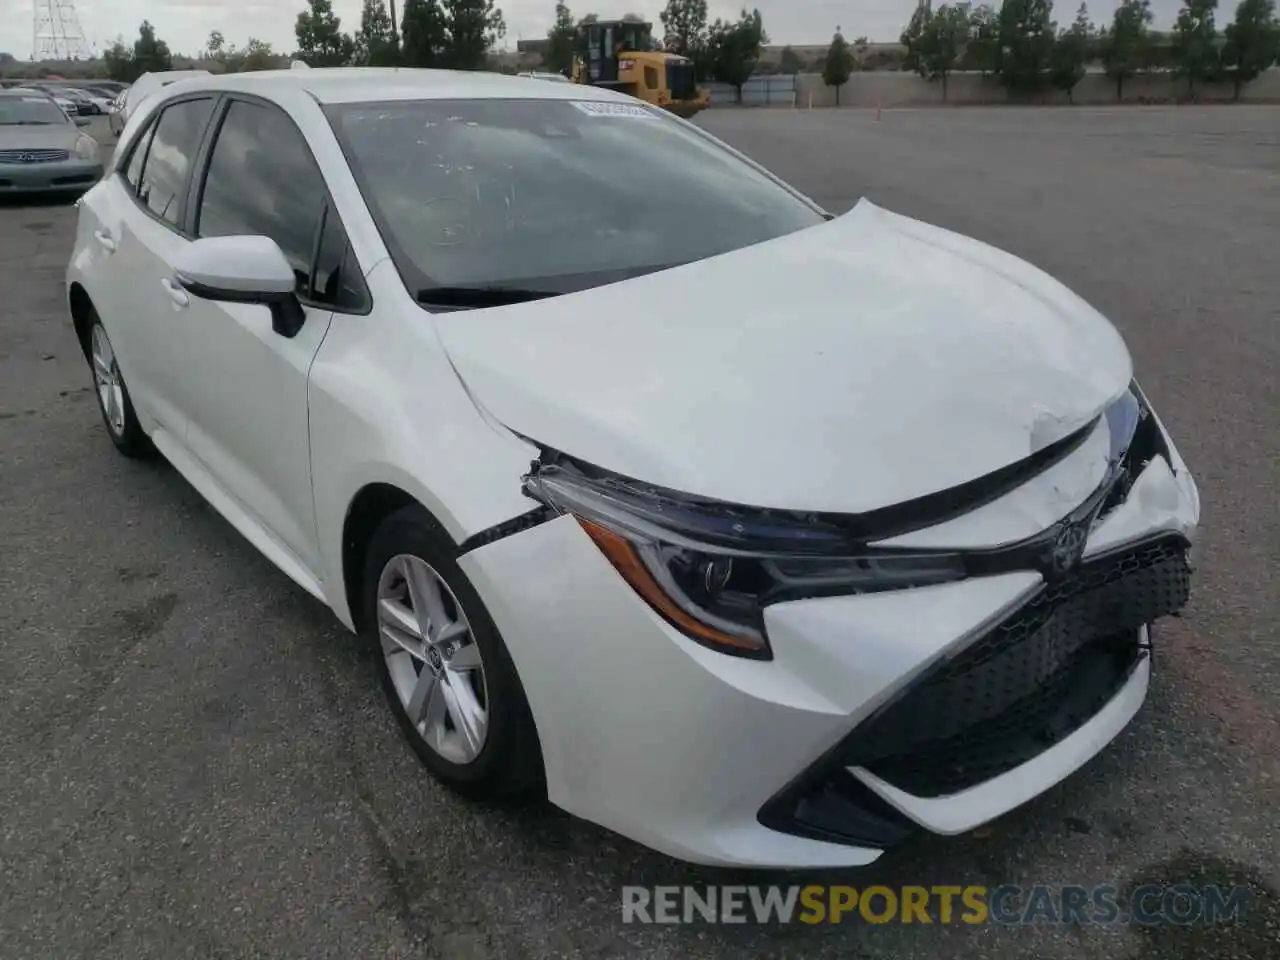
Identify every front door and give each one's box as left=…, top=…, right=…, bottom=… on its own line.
left=169, top=96, right=346, bottom=577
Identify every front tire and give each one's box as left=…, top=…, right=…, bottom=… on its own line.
left=362, top=504, right=543, bottom=800
left=87, top=315, right=152, bottom=458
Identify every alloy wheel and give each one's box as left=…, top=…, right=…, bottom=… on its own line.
left=90, top=324, right=126, bottom=437
left=376, top=554, right=490, bottom=765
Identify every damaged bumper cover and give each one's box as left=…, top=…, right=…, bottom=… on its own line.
left=455, top=380, right=1198, bottom=868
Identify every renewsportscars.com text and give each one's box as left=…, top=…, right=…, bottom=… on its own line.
left=621, top=884, right=1252, bottom=926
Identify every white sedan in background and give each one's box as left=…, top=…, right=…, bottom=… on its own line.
left=66, top=68, right=1199, bottom=868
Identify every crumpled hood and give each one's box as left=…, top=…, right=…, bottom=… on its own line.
left=435, top=199, right=1132, bottom=514
left=0, top=126, right=81, bottom=151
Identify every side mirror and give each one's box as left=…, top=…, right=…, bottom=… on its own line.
left=173, top=235, right=306, bottom=338
left=75, top=116, right=91, bottom=127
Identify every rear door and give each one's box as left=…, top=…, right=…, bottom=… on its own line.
left=100, top=94, right=218, bottom=439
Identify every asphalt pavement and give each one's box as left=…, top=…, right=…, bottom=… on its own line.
left=0, top=108, right=1277, bottom=959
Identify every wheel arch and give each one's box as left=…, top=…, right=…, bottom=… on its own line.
left=335, top=468, right=551, bottom=635
left=68, top=281, right=95, bottom=361
left=341, top=482, right=420, bottom=635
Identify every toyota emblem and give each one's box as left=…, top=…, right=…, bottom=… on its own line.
left=19, top=152, right=33, bottom=162
left=1049, top=521, right=1089, bottom=574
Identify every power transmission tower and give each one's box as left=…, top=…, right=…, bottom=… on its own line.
left=33, top=0, right=93, bottom=62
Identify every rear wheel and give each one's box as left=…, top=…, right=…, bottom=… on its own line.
left=88, top=316, right=152, bottom=458
left=362, top=504, right=543, bottom=800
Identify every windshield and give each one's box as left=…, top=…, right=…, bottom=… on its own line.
left=0, top=96, right=69, bottom=125
left=326, top=97, right=824, bottom=298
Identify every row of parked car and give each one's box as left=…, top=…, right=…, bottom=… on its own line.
left=0, top=83, right=106, bottom=198
left=0, top=70, right=224, bottom=200
left=0, top=78, right=126, bottom=119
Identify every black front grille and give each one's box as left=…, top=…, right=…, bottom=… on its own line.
left=756, top=534, right=1190, bottom=848
left=666, top=61, right=696, bottom=99
left=841, top=536, right=1191, bottom=797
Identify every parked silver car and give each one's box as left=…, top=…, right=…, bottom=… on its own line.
left=0, top=89, right=102, bottom=198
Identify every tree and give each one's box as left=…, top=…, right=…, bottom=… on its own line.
left=204, top=32, right=276, bottom=73
left=358, top=0, right=400, bottom=64
left=103, top=39, right=137, bottom=82
left=1222, top=0, right=1279, bottom=99
left=295, top=0, right=357, bottom=66
left=402, top=0, right=447, bottom=66
left=131, top=21, right=174, bottom=76
left=901, top=4, right=930, bottom=72
left=442, top=0, right=506, bottom=69
left=661, top=0, right=709, bottom=74
left=706, top=8, right=767, bottom=101
left=778, top=44, right=803, bottom=73
left=545, top=1, right=576, bottom=74
left=822, top=27, right=854, bottom=103
left=1049, top=2, right=1093, bottom=100
left=1171, top=0, right=1220, bottom=96
left=997, top=0, right=1056, bottom=95
left=239, top=38, right=277, bottom=71
left=965, top=4, right=1001, bottom=73
left=904, top=3, right=971, bottom=100
left=1101, top=0, right=1153, bottom=100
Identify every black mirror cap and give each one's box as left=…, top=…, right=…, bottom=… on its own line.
left=175, top=274, right=306, bottom=339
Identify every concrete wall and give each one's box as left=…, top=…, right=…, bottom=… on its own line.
left=712, top=67, right=1280, bottom=108
left=704, top=75, right=798, bottom=105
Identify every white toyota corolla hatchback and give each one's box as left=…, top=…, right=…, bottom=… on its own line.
left=66, top=68, right=1200, bottom=869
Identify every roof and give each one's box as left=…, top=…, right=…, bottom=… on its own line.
left=0, top=87, right=54, bottom=98
left=161, top=67, right=622, bottom=106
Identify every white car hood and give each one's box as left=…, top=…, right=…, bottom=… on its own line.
left=435, top=199, right=1133, bottom=514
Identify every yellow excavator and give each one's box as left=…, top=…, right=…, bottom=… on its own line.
left=570, top=18, right=711, bottom=119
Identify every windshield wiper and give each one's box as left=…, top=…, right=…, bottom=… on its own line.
left=416, top=286, right=561, bottom=308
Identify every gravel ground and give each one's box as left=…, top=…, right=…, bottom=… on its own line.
left=0, top=108, right=1277, bottom=959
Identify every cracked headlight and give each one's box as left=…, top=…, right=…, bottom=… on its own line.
left=523, top=463, right=966, bottom=659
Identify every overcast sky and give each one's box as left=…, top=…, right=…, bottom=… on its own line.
left=6, top=0, right=1187, bottom=62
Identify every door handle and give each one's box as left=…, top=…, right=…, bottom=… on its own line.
left=94, top=229, right=116, bottom=253
left=160, top=277, right=190, bottom=308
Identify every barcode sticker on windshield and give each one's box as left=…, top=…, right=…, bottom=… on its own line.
left=570, top=101, right=659, bottom=119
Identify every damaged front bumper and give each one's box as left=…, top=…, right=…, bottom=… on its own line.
left=456, top=382, right=1199, bottom=868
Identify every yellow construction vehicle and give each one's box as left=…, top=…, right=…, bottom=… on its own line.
left=570, top=18, right=711, bottom=119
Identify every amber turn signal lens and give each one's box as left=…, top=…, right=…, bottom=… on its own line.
left=578, top=518, right=766, bottom=654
